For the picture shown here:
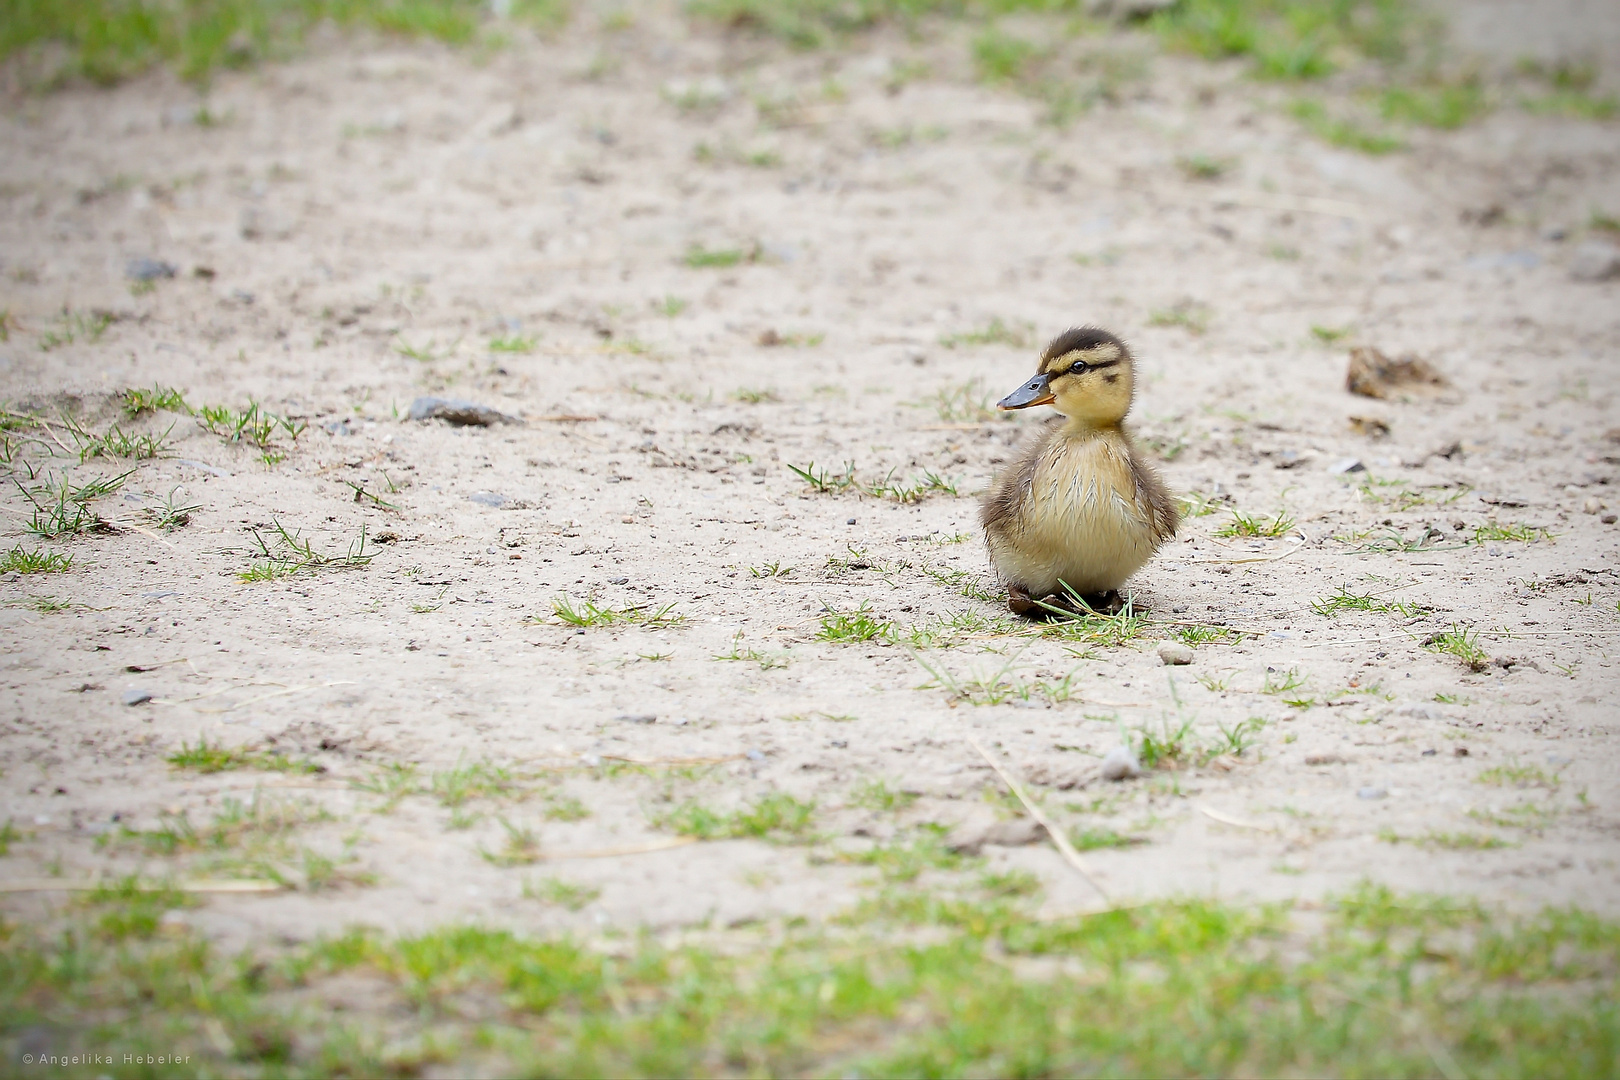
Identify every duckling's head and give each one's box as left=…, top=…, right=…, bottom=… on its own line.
left=995, top=326, right=1134, bottom=428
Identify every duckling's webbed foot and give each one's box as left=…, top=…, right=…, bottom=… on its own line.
left=1030, top=589, right=1127, bottom=619
left=1007, top=586, right=1036, bottom=616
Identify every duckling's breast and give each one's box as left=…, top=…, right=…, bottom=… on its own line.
left=987, top=431, right=1163, bottom=595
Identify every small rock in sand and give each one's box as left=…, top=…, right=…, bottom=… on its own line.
left=121, top=689, right=153, bottom=706
left=125, top=257, right=176, bottom=282
left=1583, top=497, right=1605, bottom=515
left=1569, top=240, right=1620, bottom=282
left=1100, top=745, right=1141, bottom=781
left=1357, top=786, right=1388, bottom=800
left=614, top=714, right=656, bottom=724
left=947, top=817, right=1045, bottom=854
left=408, top=396, right=517, bottom=426
left=1157, top=640, right=1194, bottom=665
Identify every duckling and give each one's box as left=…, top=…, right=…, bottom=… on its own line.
left=980, top=326, right=1179, bottom=617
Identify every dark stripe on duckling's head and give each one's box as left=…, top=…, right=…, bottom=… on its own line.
left=1039, top=326, right=1131, bottom=375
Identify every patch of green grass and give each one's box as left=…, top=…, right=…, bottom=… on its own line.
left=1150, top=0, right=1422, bottom=76
left=732, top=386, right=780, bottom=404
left=0, top=0, right=561, bottom=87
left=1176, top=153, right=1232, bottom=180
left=14, top=594, right=73, bottom=612
left=1069, top=826, right=1146, bottom=851
left=848, top=780, right=918, bottom=814
left=1423, top=624, right=1489, bottom=673
left=548, top=595, right=684, bottom=629
left=714, top=632, right=790, bottom=670
left=1380, top=77, right=1488, bottom=129
left=488, top=334, right=538, bottom=353
left=1310, top=585, right=1426, bottom=618
left=683, top=244, right=751, bottom=268
left=938, top=317, right=1029, bottom=350
left=1171, top=623, right=1245, bottom=646
left=1215, top=509, right=1296, bottom=538
left=924, top=379, right=998, bottom=422
left=6, top=880, right=1620, bottom=1075
left=240, top=520, right=373, bottom=581
left=120, top=384, right=190, bottom=417
left=1476, top=760, right=1560, bottom=791
left=79, top=877, right=194, bottom=941
left=1287, top=98, right=1404, bottom=154
left=1147, top=302, right=1211, bottom=334
left=430, top=760, right=519, bottom=808
left=37, top=309, right=111, bottom=351
left=835, top=827, right=965, bottom=882
left=1262, top=667, right=1307, bottom=695
left=1473, top=522, right=1553, bottom=545
left=0, top=545, right=72, bottom=574
left=0, top=818, right=18, bottom=856
left=817, top=603, right=896, bottom=644
left=654, top=295, right=689, bottom=317
left=972, top=27, right=1041, bottom=84
left=523, top=877, right=600, bottom=911
left=197, top=399, right=305, bottom=462
left=167, top=738, right=323, bottom=775
left=748, top=560, right=792, bottom=578
left=351, top=762, right=420, bottom=809
left=1033, top=591, right=1149, bottom=650
left=1177, top=491, right=1226, bottom=518
left=1468, top=800, right=1559, bottom=832
left=1310, top=324, right=1351, bottom=344
left=14, top=471, right=128, bottom=537
left=483, top=818, right=542, bottom=867
left=67, top=418, right=173, bottom=461
left=658, top=792, right=817, bottom=843
left=1128, top=714, right=1199, bottom=770
left=914, top=651, right=1079, bottom=707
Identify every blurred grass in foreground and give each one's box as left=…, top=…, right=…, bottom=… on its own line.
left=0, top=0, right=567, bottom=86
left=2, top=882, right=1617, bottom=1075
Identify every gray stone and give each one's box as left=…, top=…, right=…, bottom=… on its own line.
left=1328, top=457, right=1366, bottom=475
left=408, top=396, right=518, bottom=426
left=614, top=714, right=656, bottom=724
left=1357, top=786, right=1388, bottom=800
left=125, top=257, right=176, bottom=281
left=1569, top=241, right=1620, bottom=282
left=1157, top=640, right=1195, bottom=666
left=467, top=492, right=507, bottom=508
left=1100, top=745, right=1141, bottom=781
left=121, top=689, right=153, bottom=706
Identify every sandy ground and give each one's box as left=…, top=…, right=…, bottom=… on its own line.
left=2, top=3, right=1619, bottom=948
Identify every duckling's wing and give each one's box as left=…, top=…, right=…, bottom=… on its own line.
left=1122, top=432, right=1181, bottom=541
left=980, top=417, right=1061, bottom=534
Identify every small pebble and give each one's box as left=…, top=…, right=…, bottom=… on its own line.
left=614, top=714, right=656, bottom=724
left=1157, top=640, right=1195, bottom=666
left=609, top=576, right=629, bottom=585
left=1100, top=745, right=1141, bottom=781
left=1583, top=497, right=1604, bottom=515
left=1604, top=513, right=1618, bottom=525
left=1454, top=746, right=1469, bottom=757
left=1357, top=786, right=1388, bottom=800
left=846, top=518, right=856, bottom=525
left=121, top=689, right=153, bottom=706
left=125, top=256, right=177, bottom=282
left=746, top=749, right=766, bottom=762
left=1328, top=457, right=1366, bottom=475
left=1422, top=748, right=1437, bottom=756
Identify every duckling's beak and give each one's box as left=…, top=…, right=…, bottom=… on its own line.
left=996, top=373, right=1055, bottom=410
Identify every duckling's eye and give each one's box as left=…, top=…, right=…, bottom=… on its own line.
left=1068, top=360, right=1089, bottom=375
